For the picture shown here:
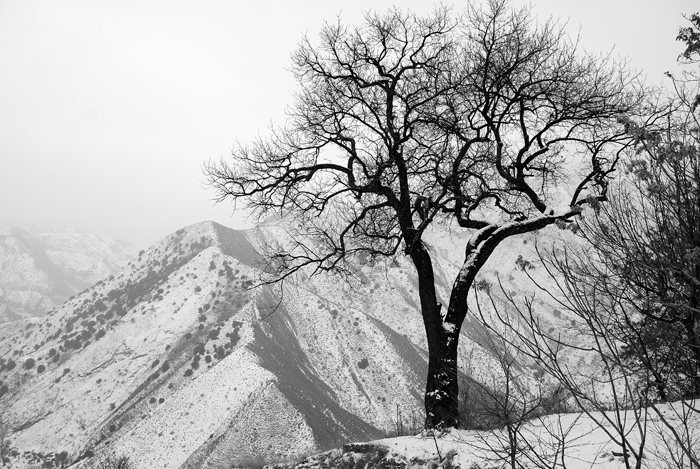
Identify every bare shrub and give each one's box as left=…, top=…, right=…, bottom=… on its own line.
left=90, top=454, right=134, bottom=469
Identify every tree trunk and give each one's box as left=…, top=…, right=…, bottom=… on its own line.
left=409, top=242, right=462, bottom=428
left=424, top=316, right=461, bottom=428
left=410, top=232, right=496, bottom=428
left=409, top=220, right=559, bottom=428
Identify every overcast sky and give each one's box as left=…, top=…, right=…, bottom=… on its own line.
left=0, top=0, right=696, bottom=246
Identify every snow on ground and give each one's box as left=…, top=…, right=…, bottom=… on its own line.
left=383, top=405, right=698, bottom=468
left=107, top=348, right=278, bottom=469
left=284, top=401, right=699, bottom=469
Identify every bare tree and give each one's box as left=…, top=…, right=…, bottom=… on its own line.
left=477, top=274, right=652, bottom=469
left=462, top=326, right=562, bottom=469
left=494, top=39, right=700, bottom=466
left=543, top=14, right=700, bottom=398
left=647, top=399, right=700, bottom=469
left=205, top=0, right=642, bottom=428
left=547, top=174, right=700, bottom=398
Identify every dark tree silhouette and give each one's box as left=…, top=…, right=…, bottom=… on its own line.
left=205, top=0, right=642, bottom=428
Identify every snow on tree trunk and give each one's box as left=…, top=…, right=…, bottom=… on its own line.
left=424, top=323, right=461, bottom=428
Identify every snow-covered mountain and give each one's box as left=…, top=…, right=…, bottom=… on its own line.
left=0, top=220, right=562, bottom=468
left=0, top=224, right=137, bottom=323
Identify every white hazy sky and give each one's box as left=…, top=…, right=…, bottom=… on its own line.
left=0, top=0, right=696, bottom=246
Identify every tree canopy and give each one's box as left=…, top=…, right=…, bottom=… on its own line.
left=206, top=0, right=643, bottom=428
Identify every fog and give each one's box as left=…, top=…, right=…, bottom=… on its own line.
left=0, top=0, right=693, bottom=247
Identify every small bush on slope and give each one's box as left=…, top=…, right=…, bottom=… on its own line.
left=89, top=454, right=134, bottom=469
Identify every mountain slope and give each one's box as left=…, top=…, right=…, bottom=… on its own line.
left=0, top=222, right=434, bottom=468
left=0, top=224, right=136, bottom=322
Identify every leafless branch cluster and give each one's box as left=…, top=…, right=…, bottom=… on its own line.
left=205, top=0, right=644, bottom=427
left=205, top=1, right=640, bottom=280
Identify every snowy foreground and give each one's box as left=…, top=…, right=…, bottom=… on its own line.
left=276, top=403, right=699, bottom=469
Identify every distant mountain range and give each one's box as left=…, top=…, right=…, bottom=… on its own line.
left=0, top=220, right=566, bottom=468
left=0, top=224, right=137, bottom=322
